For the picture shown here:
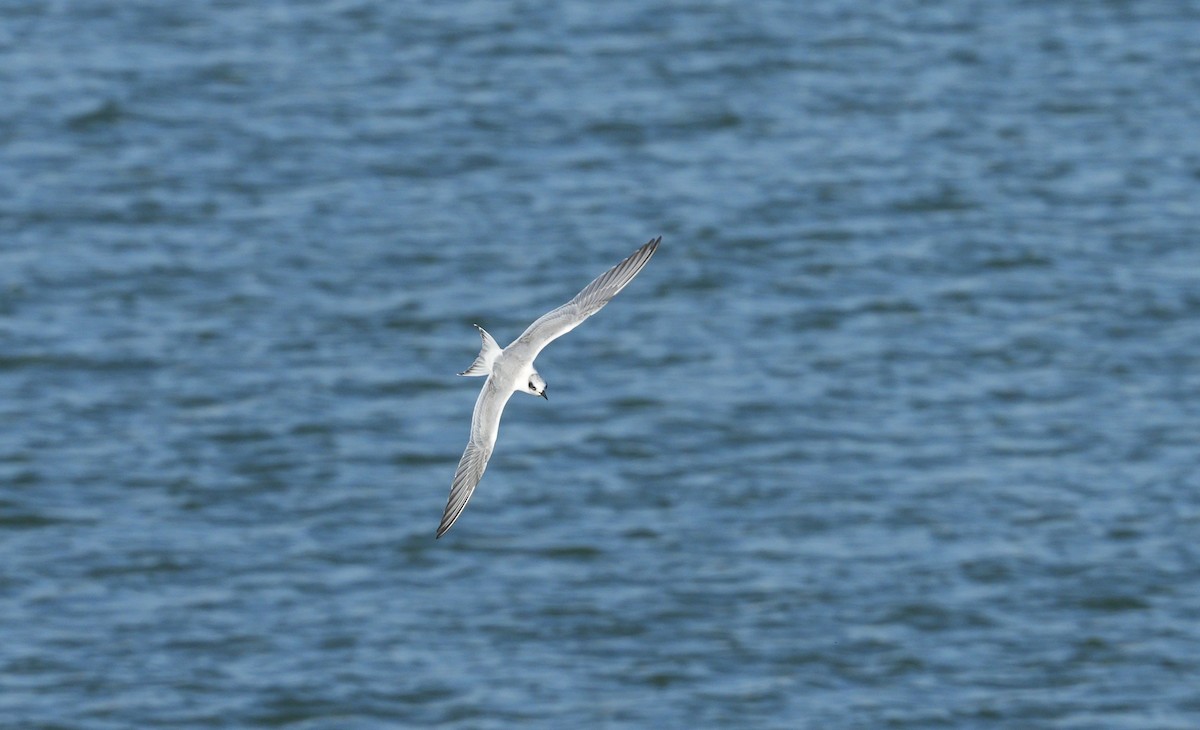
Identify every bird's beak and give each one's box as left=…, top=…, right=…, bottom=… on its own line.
left=540, top=389, right=548, bottom=400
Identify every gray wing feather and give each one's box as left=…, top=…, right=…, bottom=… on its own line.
left=514, top=236, right=660, bottom=356
left=436, top=375, right=514, bottom=538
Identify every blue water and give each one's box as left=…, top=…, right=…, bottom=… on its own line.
left=3, top=1, right=1200, bottom=727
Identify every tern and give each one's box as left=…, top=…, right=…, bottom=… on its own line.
left=436, top=236, right=661, bottom=538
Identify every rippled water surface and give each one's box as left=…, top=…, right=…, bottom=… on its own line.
left=3, top=1, right=1200, bottom=728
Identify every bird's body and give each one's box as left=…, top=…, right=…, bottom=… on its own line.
left=436, top=237, right=661, bottom=538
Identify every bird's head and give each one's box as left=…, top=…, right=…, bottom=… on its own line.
left=527, top=372, right=548, bottom=400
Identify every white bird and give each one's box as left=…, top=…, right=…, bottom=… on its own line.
left=436, top=237, right=661, bottom=538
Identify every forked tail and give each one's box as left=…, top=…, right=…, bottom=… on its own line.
left=458, top=324, right=501, bottom=376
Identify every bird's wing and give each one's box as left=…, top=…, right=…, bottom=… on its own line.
left=436, top=374, right=514, bottom=538
left=513, top=237, right=660, bottom=358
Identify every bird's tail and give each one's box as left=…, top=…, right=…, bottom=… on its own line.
left=458, top=324, right=501, bottom=376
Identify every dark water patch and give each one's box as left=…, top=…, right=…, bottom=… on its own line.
left=1, top=469, right=41, bottom=487
left=390, top=451, right=448, bottom=467
left=1077, top=595, right=1151, bottom=613
left=0, top=354, right=162, bottom=373
left=65, top=99, right=124, bottom=131
left=889, top=185, right=979, bottom=214
left=0, top=510, right=65, bottom=529
left=204, top=428, right=275, bottom=445
left=173, top=394, right=222, bottom=410
left=86, top=555, right=196, bottom=580
left=979, top=251, right=1055, bottom=270
left=537, top=544, right=603, bottom=561
left=608, top=395, right=662, bottom=411
left=1038, top=100, right=1107, bottom=116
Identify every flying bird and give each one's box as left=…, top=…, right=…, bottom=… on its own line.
left=436, top=236, right=661, bottom=538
